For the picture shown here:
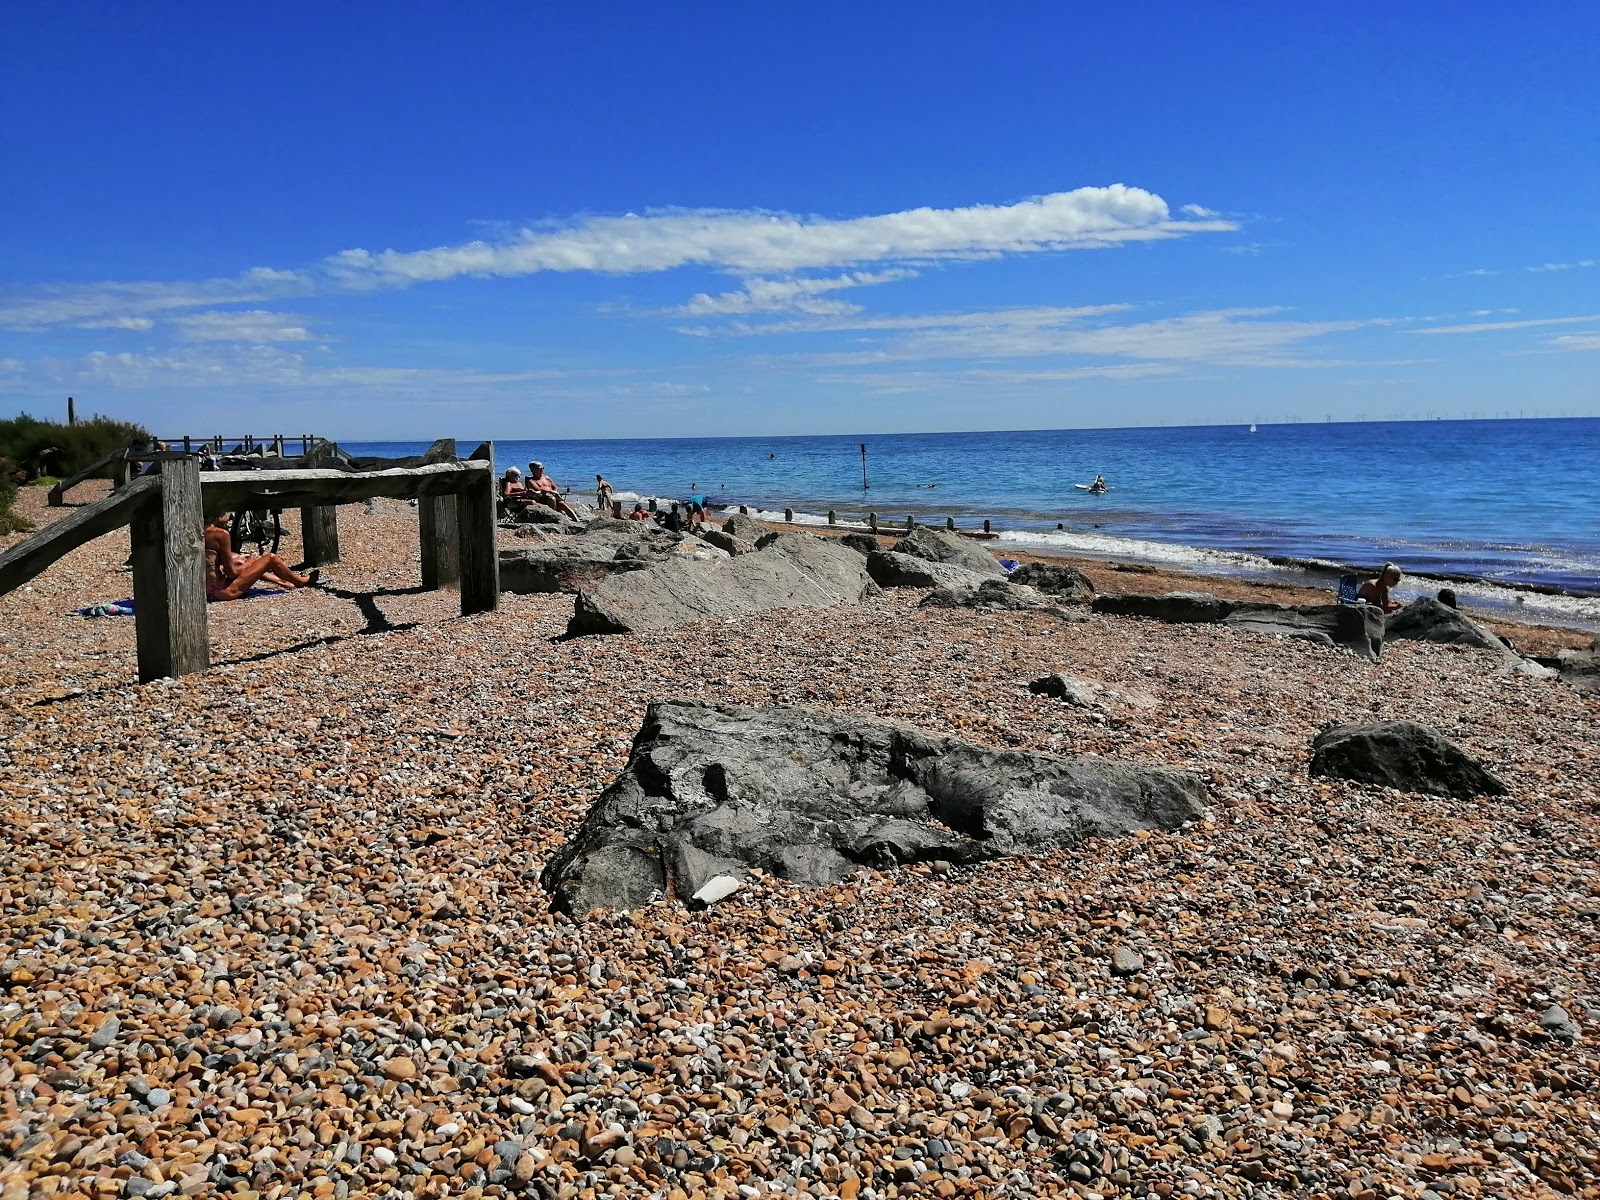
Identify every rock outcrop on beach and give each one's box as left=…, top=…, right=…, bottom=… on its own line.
left=721, top=513, right=766, bottom=541
left=1009, top=561, right=1096, bottom=603
left=1027, top=673, right=1104, bottom=707
left=1093, top=591, right=1384, bottom=659
left=1309, top=720, right=1509, bottom=798
left=567, top=531, right=874, bottom=636
left=890, top=526, right=1005, bottom=576
left=1222, top=603, right=1385, bottom=661
left=540, top=700, right=1211, bottom=914
left=920, top=577, right=1081, bottom=617
left=1557, top=641, right=1600, bottom=695
left=1385, top=596, right=1516, bottom=656
left=866, top=550, right=990, bottom=591
left=839, top=532, right=884, bottom=556
left=499, top=524, right=694, bottom=594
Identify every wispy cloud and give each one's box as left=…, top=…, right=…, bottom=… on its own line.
left=1406, top=314, right=1600, bottom=335
left=172, top=310, right=319, bottom=342
left=1445, top=257, right=1596, bottom=279
left=325, top=186, right=1236, bottom=285
left=672, top=269, right=916, bottom=316
left=1528, top=259, right=1597, bottom=273
left=1180, top=203, right=1221, bottom=218
left=1547, top=333, right=1600, bottom=352
left=0, top=268, right=311, bottom=332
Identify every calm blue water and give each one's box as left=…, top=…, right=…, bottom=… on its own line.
left=341, top=419, right=1600, bottom=596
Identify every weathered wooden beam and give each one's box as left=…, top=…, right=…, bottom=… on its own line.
left=47, top=440, right=142, bottom=506
left=200, top=462, right=491, bottom=512
left=0, top=476, right=160, bottom=597
left=418, top=438, right=461, bottom=590
left=457, top=442, right=499, bottom=616
left=130, top=458, right=209, bottom=682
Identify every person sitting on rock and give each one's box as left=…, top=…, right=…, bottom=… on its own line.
left=203, top=514, right=318, bottom=601
left=525, top=461, right=580, bottom=519
left=1358, top=563, right=1403, bottom=612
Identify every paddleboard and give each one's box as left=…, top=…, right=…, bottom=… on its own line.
left=1074, top=484, right=1109, bottom=493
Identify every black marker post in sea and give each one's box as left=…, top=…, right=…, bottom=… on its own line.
left=860, top=442, right=869, bottom=490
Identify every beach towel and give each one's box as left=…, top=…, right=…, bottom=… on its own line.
left=78, top=599, right=135, bottom=618
left=998, top=559, right=1019, bottom=573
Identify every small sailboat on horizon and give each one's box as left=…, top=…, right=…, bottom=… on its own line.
left=1249, top=422, right=1257, bottom=433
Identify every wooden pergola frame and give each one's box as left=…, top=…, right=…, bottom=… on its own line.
left=1, top=441, right=499, bottom=683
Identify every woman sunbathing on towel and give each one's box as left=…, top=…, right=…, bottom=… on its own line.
left=204, top=514, right=319, bottom=601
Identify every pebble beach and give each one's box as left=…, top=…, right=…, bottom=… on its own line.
left=2, top=483, right=1597, bottom=1199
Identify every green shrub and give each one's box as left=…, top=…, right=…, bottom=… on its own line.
left=0, top=458, right=25, bottom=534
left=0, top=412, right=152, bottom=483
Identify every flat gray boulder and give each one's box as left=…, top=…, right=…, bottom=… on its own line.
left=1386, top=597, right=1515, bottom=657
left=1028, top=674, right=1102, bottom=708
left=1091, top=591, right=1238, bottom=623
left=891, top=526, right=1004, bottom=576
left=840, top=532, right=883, bottom=557
left=867, top=550, right=991, bottom=591
left=920, top=578, right=1080, bottom=618
left=1309, top=720, right=1508, bottom=798
left=500, top=527, right=687, bottom=594
left=722, top=513, right=766, bottom=541
left=541, top=700, right=1211, bottom=913
left=1222, top=603, right=1385, bottom=661
left=1557, top=645, right=1599, bottom=695
left=696, top=528, right=756, bottom=556
left=568, top=531, right=874, bottom=636
left=1010, top=562, right=1096, bottom=603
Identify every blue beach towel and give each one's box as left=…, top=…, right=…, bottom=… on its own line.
left=998, top=559, right=1019, bottom=573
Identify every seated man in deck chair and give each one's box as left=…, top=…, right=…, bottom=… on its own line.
left=203, top=514, right=318, bottom=601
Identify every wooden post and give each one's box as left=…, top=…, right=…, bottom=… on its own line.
left=418, top=438, right=460, bottom=590
left=301, top=506, right=340, bottom=565
left=983, top=519, right=991, bottom=534
left=67, top=396, right=76, bottom=426
left=828, top=510, right=836, bottom=524
left=869, top=512, right=878, bottom=532
left=272, top=434, right=285, bottom=456
left=130, top=457, right=209, bottom=682
left=906, top=516, right=915, bottom=530
left=784, top=508, right=794, bottom=523
left=299, top=441, right=342, bottom=565
left=456, top=448, right=498, bottom=616
left=649, top=498, right=658, bottom=513
left=738, top=505, right=747, bottom=515
left=946, top=517, right=956, bottom=531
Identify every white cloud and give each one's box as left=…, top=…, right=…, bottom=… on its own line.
left=1547, top=333, right=1600, bottom=351
left=1180, top=203, right=1220, bottom=218
left=0, top=267, right=311, bottom=331
left=674, top=269, right=916, bottom=316
left=75, top=316, right=156, bottom=331
left=1406, top=314, right=1600, bottom=335
left=1528, top=259, right=1596, bottom=273
left=172, top=310, right=318, bottom=342
left=326, top=186, right=1236, bottom=285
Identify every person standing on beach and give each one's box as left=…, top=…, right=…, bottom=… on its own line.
left=595, top=474, right=614, bottom=516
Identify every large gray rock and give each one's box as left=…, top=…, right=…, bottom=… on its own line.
left=697, top=528, right=756, bottom=556
left=499, top=527, right=685, bottom=594
left=568, top=531, right=875, bottom=636
left=867, top=550, right=991, bottom=591
left=1009, top=562, right=1096, bottom=603
left=840, top=533, right=884, bottom=557
left=1557, top=646, right=1600, bottom=695
left=722, top=513, right=766, bottom=541
left=1309, top=720, right=1508, bottom=798
left=1091, top=591, right=1238, bottom=623
left=1386, top=597, right=1515, bottom=657
left=920, top=578, right=1079, bottom=617
left=1222, top=603, right=1386, bottom=661
left=1028, top=674, right=1103, bottom=708
left=541, top=700, right=1211, bottom=913
left=890, top=526, right=1004, bottom=576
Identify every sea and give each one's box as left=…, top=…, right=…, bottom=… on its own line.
left=341, top=418, right=1600, bottom=631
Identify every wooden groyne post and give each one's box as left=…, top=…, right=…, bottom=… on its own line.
left=418, top=438, right=460, bottom=589
left=130, top=456, right=210, bottom=682
left=456, top=441, right=498, bottom=616
left=299, top=440, right=341, bottom=566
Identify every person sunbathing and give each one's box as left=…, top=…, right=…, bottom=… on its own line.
left=525, top=461, right=580, bottom=519
left=204, top=514, right=318, bottom=601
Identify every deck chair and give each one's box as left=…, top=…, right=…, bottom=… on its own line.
left=1336, top=574, right=1362, bottom=605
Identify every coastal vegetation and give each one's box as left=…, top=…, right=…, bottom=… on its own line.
left=0, top=411, right=149, bottom=532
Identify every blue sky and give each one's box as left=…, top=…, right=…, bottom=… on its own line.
left=2, top=3, right=1596, bottom=439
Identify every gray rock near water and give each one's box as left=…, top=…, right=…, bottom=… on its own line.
left=1009, top=562, right=1096, bottom=603
left=1091, top=591, right=1238, bottom=624
left=1556, top=645, right=1600, bottom=695
left=567, top=531, right=875, bottom=637
left=721, top=513, right=766, bottom=541
left=1308, top=720, right=1508, bottom=799
left=541, top=700, right=1211, bottom=913
left=1385, top=597, right=1516, bottom=657
left=1222, top=603, right=1386, bottom=661
left=890, top=526, right=1005, bottom=576
left=839, top=533, right=884, bottom=557
left=866, top=550, right=992, bottom=591
left=697, top=528, right=756, bottom=556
